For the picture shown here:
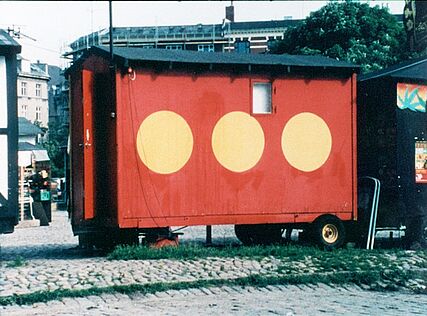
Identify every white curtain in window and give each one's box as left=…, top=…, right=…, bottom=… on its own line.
left=253, top=83, right=271, bottom=114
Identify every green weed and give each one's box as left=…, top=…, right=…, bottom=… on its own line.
left=0, top=270, right=410, bottom=306
left=108, top=244, right=324, bottom=261
left=6, top=256, right=26, bottom=268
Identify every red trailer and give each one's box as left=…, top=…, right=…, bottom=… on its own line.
left=66, top=47, right=359, bottom=249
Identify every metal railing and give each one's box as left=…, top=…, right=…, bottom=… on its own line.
left=362, top=176, right=381, bottom=250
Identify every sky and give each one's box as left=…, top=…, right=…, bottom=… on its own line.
left=0, top=1, right=405, bottom=68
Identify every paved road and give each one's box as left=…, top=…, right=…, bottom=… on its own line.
left=1, top=211, right=427, bottom=315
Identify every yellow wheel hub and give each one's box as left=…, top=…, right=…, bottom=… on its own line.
left=322, top=224, right=339, bottom=244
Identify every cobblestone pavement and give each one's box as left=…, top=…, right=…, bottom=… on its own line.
left=0, top=211, right=238, bottom=260
left=1, top=211, right=427, bottom=315
left=2, top=284, right=427, bottom=315
left=0, top=212, right=280, bottom=296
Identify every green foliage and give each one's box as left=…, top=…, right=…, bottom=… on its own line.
left=271, top=0, right=410, bottom=73
left=6, top=256, right=26, bottom=268
left=107, top=244, right=323, bottom=261
left=107, top=244, right=427, bottom=268
left=42, top=120, right=68, bottom=178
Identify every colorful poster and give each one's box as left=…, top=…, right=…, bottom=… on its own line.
left=397, top=83, right=427, bottom=112
left=415, top=141, right=427, bottom=183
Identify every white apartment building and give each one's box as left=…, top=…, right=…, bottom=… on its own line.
left=17, top=57, right=49, bottom=128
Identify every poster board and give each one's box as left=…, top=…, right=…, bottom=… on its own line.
left=415, top=140, right=427, bottom=183
left=397, top=83, right=427, bottom=112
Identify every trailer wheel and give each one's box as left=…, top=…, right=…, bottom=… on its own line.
left=78, top=231, right=139, bottom=250
left=78, top=233, right=93, bottom=249
left=284, top=228, right=293, bottom=242
left=311, top=216, right=346, bottom=250
left=234, top=224, right=283, bottom=245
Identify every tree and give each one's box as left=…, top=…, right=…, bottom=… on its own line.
left=271, top=1, right=409, bottom=73
left=43, top=120, right=68, bottom=178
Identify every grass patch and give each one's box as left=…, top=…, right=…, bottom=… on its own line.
left=108, top=244, right=427, bottom=269
left=108, top=244, right=426, bottom=284
left=108, top=244, right=334, bottom=261
left=5, top=256, right=26, bottom=268
left=0, top=269, right=410, bottom=306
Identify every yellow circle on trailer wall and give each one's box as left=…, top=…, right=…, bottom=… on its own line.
left=212, top=111, right=265, bottom=172
left=281, top=112, right=332, bottom=172
left=136, top=111, right=193, bottom=174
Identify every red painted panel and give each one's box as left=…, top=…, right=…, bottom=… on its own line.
left=115, top=70, right=357, bottom=228
left=82, top=69, right=95, bottom=220
left=121, top=212, right=354, bottom=229
left=71, top=56, right=117, bottom=231
left=352, top=73, right=358, bottom=221
left=70, top=71, right=84, bottom=226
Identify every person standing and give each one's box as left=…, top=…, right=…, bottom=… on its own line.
left=27, top=170, right=51, bottom=226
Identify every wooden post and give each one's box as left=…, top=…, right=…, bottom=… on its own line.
left=206, top=225, right=212, bottom=246
left=20, top=166, right=24, bottom=221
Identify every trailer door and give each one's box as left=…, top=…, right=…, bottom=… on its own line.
left=82, top=69, right=95, bottom=219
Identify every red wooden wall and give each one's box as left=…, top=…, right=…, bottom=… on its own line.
left=111, top=67, right=357, bottom=228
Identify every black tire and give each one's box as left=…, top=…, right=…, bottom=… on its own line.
left=142, top=227, right=172, bottom=244
left=235, top=224, right=283, bottom=246
left=115, top=230, right=139, bottom=247
left=78, top=233, right=111, bottom=250
left=311, top=216, right=346, bottom=250
left=284, top=228, right=293, bottom=242
left=78, top=230, right=139, bottom=250
left=78, top=233, right=93, bottom=249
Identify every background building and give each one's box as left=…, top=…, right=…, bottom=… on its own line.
left=66, top=5, right=301, bottom=60
left=34, top=62, right=69, bottom=129
left=18, top=116, right=43, bottom=145
left=17, top=117, right=50, bottom=195
left=17, top=56, right=49, bottom=128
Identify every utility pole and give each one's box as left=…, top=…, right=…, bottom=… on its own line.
left=109, top=0, right=114, bottom=65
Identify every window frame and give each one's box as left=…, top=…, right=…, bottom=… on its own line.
left=21, top=81, right=27, bottom=96
left=35, top=83, right=41, bottom=97
left=21, top=104, right=28, bottom=117
left=165, top=44, right=183, bottom=50
left=35, top=106, right=41, bottom=122
left=234, top=39, right=250, bottom=54
left=197, top=44, right=214, bottom=52
left=251, top=80, right=273, bottom=115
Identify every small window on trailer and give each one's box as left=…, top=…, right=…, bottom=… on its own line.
left=252, top=82, right=272, bottom=114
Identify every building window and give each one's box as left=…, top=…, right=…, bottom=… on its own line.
left=234, top=40, right=250, bottom=54
left=198, top=44, right=214, bottom=52
left=35, top=83, right=41, bottom=97
left=165, top=45, right=182, bottom=50
left=21, top=81, right=27, bottom=96
left=21, top=104, right=28, bottom=117
left=252, top=82, right=272, bottom=114
left=35, top=106, right=41, bottom=122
